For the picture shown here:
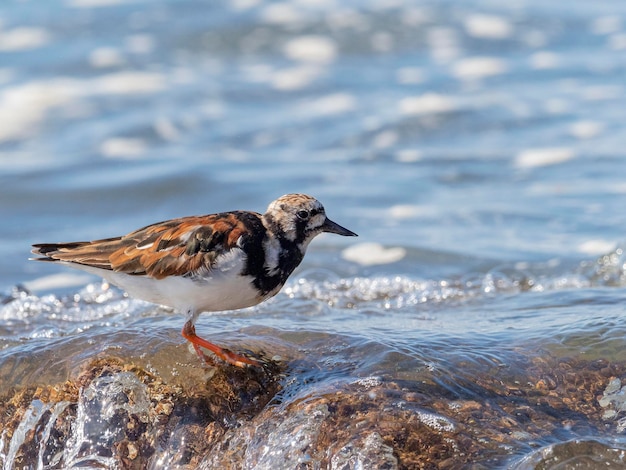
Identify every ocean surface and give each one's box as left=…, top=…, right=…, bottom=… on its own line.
left=2, top=0, right=626, bottom=468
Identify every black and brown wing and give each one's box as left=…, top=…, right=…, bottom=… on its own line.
left=31, top=211, right=264, bottom=280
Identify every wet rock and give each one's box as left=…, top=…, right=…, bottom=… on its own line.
left=0, top=357, right=282, bottom=469
left=1, top=353, right=625, bottom=468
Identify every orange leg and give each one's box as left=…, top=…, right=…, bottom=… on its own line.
left=181, top=320, right=259, bottom=368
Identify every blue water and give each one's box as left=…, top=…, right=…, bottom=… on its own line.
left=2, top=0, right=626, bottom=467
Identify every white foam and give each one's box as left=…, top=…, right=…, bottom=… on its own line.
left=200, top=100, right=225, bottom=118
left=605, top=183, right=626, bottom=194
left=0, top=72, right=166, bottom=142
left=428, top=27, right=458, bottom=46
left=590, top=16, right=622, bottom=35
left=353, top=376, right=382, bottom=389
left=230, top=0, right=261, bottom=10
left=578, top=240, right=617, bottom=255
left=544, top=98, right=570, bottom=115
left=91, top=71, right=166, bottom=94
left=154, top=117, right=182, bottom=141
left=23, top=273, right=95, bottom=292
left=100, top=137, right=148, bottom=159
left=396, top=67, right=425, bottom=84
left=394, top=149, right=422, bottom=162
left=464, top=14, right=513, bottom=39
left=569, top=120, right=604, bottom=139
left=389, top=204, right=427, bottom=219
left=89, top=47, right=125, bottom=68
left=260, top=3, right=304, bottom=24
left=325, top=8, right=368, bottom=30
left=417, top=410, right=455, bottom=432
left=342, top=243, right=406, bottom=266
left=283, top=35, right=338, bottom=64
left=0, top=80, right=76, bottom=142
left=0, top=27, right=51, bottom=51
left=609, top=33, right=626, bottom=50
left=582, top=85, right=622, bottom=101
left=452, top=56, right=507, bottom=80
left=530, top=51, right=559, bottom=70
left=300, top=93, right=356, bottom=116
left=399, top=93, right=455, bottom=115
left=427, top=27, right=461, bottom=62
left=125, top=34, right=155, bottom=54
left=271, top=65, right=322, bottom=91
left=515, top=147, right=575, bottom=169
left=372, top=130, right=398, bottom=149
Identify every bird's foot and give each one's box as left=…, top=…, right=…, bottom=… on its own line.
left=181, top=320, right=261, bottom=368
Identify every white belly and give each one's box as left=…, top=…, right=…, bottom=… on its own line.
left=102, top=269, right=264, bottom=312
left=57, top=249, right=266, bottom=313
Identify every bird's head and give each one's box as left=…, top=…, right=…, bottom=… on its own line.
left=263, top=193, right=357, bottom=250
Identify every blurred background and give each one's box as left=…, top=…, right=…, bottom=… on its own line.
left=2, top=0, right=626, bottom=467
left=1, top=0, right=625, bottom=292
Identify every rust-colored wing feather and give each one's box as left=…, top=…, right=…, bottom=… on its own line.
left=32, top=212, right=257, bottom=279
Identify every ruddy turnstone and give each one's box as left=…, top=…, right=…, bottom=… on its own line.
left=31, top=194, right=357, bottom=367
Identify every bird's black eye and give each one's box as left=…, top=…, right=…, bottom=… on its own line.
left=296, top=210, right=309, bottom=220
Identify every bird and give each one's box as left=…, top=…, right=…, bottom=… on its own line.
left=31, top=194, right=357, bottom=367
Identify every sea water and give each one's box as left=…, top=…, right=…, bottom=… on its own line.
left=1, top=0, right=626, bottom=468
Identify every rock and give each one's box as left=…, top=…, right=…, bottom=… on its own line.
left=1, top=353, right=625, bottom=468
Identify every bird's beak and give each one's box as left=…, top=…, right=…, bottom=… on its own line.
left=321, top=218, right=358, bottom=237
